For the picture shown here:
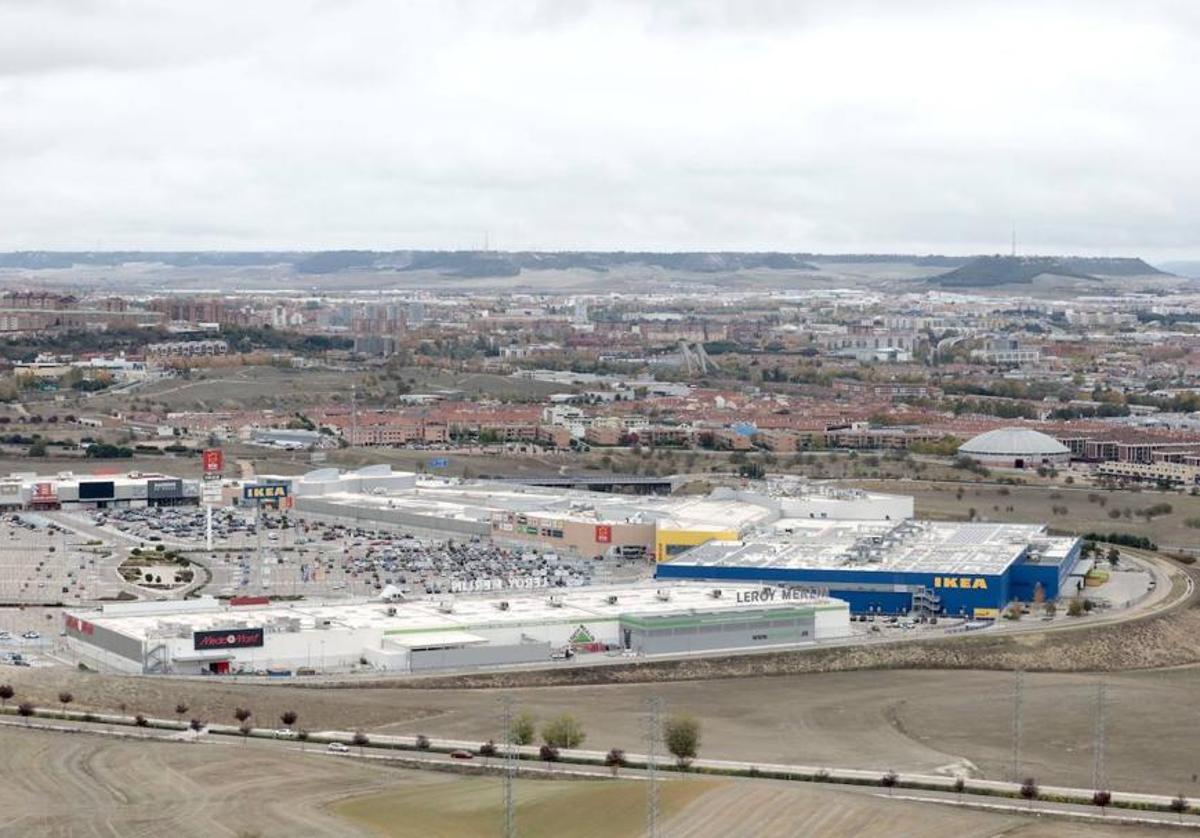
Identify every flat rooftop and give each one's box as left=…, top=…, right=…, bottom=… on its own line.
left=68, top=583, right=844, bottom=643
left=668, top=520, right=1070, bottom=577
left=307, top=478, right=776, bottom=532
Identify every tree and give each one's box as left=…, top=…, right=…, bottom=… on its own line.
left=0, top=684, right=13, bottom=708
left=881, top=771, right=898, bottom=795
left=539, top=744, right=560, bottom=764
left=17, top=702, right=34, bottom=725
left=1171, top=794, right=1189, bottom=822
left=1092, top=790, right=1111, bottom=814
left=280, top=710, right=298, bottom=730
left=663, top=714, right=701, bottom=767
left=135, top=713, right=149, bottom=727
left=28, top=441, right=46, bottom=457
left=510, top=710, right=536, bottom=746
left=541, top=713, right=586, bottom=750
left=953, top=777, right=965, bottom=797
left=415, top=734, right=431, bottom=750
left=233, top=707, right=252, bottom=725
left=479, top=740, right=498, bottom=763
left=1106, top=547, right=1120, bottom=567
left=1019, top=777, right=1038, bottom=808
left=58, top=691, right=73, bottom=719
left=175, top=703, right=189, bottom=725
left=352, top=730, right=369, bottom=755
left=605, top=748, right=628, bottom=777
left=1067, top=598, right=1084, bottom=617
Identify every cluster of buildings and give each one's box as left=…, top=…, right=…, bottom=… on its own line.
left=54, top=461, right=1086, bottom=675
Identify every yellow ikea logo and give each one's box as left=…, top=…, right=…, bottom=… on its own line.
left=244, top=484, right=288, bottom=500
left=933, top=576, right=988, bottom=590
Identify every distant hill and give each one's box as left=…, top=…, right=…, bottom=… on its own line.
left=930, top=255, right=1166, bottom=288
left=0, top=250, right=1170, bottom=284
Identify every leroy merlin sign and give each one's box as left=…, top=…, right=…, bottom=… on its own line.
left=568, top=625, right=595, bottom=645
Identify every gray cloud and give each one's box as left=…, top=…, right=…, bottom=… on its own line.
left=0, top=0, right=1197, bottom=258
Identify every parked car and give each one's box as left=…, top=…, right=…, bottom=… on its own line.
left=327, top=742, right=350, bottom=753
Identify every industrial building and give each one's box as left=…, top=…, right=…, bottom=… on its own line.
left=285, top=466, right=913, bottom=561
left=63, top=584, right=851, bottom=675
left=655, top=519, right=1083, bottom=620
left=0, top=472, right=200, bottom=510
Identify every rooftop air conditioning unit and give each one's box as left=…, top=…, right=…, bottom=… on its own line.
left=710, top=589, right=723, bottom=599
left=386, top=606, right=397, bottom=616
left=606, top=594, right=618, bottom=605
left=497, top=601, right=510, bottom=611
left=547, top=595, right=564, bottom=608
left=437, top=600, right=454, bottom=614
left=656, top=589, right=671, bottom=602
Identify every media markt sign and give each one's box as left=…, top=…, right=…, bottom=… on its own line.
left=568, top=625, right=595, bottom=645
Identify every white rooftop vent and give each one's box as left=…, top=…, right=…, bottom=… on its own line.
left=656, top=589, right=671, bottom=602
left=710, top=589, right=723, bottom=599
left=606, top=594, right=618, bottom=605
left=547, top=595, right=564, bottom=608
left=497, top=601, right=510, bottom=611
left=437, top=600, right=454, bottom=614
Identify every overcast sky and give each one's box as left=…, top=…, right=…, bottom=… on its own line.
left=1, top=0, right=1197, bottom=259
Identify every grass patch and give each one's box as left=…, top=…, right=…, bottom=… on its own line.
left=330, top=776, right=719, bottom=837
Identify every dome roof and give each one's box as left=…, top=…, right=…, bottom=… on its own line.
left=958, top=427, right=1069, bottom=456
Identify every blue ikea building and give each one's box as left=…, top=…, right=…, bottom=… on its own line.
left=655, top=522, right=1082, bottom=620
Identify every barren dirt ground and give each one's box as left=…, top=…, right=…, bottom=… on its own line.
left=6, top=666, right=1200, bottom=796
left=0, top=727, right=1168, bottom=838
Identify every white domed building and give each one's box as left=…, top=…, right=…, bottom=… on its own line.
left=957, top=427, right=1070, bottom=469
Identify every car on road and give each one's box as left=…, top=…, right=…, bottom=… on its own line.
left=450, top=749, right=474, bottom=760
left=273, top=728, right=296, bottom=738
left=327, top=742, right=350, bottom=754
left=21, top=631, right=40, bottom=640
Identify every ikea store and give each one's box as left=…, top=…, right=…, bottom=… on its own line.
left=655, top=520, right=1084, bottom=620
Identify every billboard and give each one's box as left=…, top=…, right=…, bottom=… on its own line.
left=147, top=478, right=183, bottom=500
left=243, top=483, right=289, bottom=501
left=32, top=482, right=57, bottom=503
left=193, top=627, right=264, bottom=651
left=595, top=524, right=612, bottom=544
left=78, top=481, right=115, bottom=500
left=202, top=448, right=224, bottom=475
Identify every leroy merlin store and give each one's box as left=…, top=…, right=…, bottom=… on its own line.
left=63, top=583, right=851, bottom=675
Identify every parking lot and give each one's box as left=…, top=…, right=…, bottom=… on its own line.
left=72, top=506, right=611, bottom=600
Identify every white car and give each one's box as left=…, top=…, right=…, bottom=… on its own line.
left=274, top=728, right=296, bottom=739
left=21, top=631, right=40, bottom=640
left=327, top=742, right=350, bottom=754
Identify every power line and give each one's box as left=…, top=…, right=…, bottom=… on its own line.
left=500, top=695, right=516, bottom=838
left=1093, top=680, right=1107, bottom=791
left=1011, top=669, right=1024, bottom=782
left=646, top=696, right=664, bottom=838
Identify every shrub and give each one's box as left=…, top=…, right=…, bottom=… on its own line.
left=415, top=734, right=431, bottom=750
left=542, top=714, right=586, bottom=750
left=509, top=711, right=536, bottom=746
left=663, top=714, right=701, bottom=767
left=479, top=740, right=498, bottom=759
left=135, top=714, right=149, bottom=727
left=539, top=744, right=560, bottom=763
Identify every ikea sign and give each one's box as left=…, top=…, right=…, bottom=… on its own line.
left=933, top=576, right=988, bottom=590
left=243, top=483, right=289, bottom=501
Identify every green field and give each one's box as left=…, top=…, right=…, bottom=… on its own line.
left=331, top=776, right=718, bottom=838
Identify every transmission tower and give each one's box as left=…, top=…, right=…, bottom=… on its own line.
left=1092, top=681, right=1107, bottom=791
left=646, top=696, right=664, bottom=838
left=500, top=695, right=517, bottom=838
left=1011, top=669, right=1024, bottom=782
